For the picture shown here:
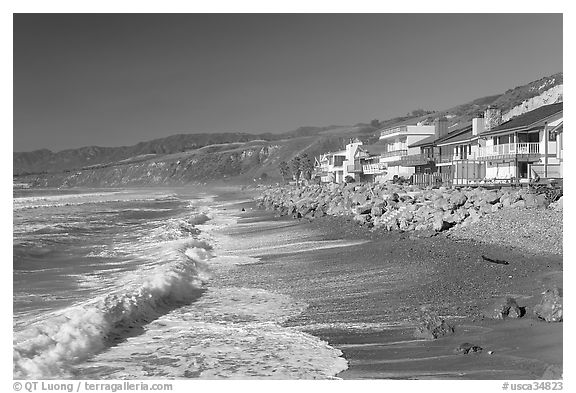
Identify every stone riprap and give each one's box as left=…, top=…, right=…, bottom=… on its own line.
left=256, top=183, right=551, bottom=233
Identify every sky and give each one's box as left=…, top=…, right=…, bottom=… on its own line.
left=13, top=13, right=562, bottom=152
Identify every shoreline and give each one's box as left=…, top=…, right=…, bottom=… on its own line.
left=221, top=193, right=562, bottom=379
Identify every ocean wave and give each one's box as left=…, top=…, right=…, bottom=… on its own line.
left=142, top=213, right=210, bottom=243
left=72, top=287, right=347, bottom=379
left=13, top=192, right=180, bottom=211
left=13, top=239, right=213, bottom=379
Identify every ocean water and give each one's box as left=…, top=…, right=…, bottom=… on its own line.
left=13, top=188, right=347, bottom=379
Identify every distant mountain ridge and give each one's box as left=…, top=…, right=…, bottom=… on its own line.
left=13, top=127, right=347, bottom=176
left=14, top=72, right=562, bottom=186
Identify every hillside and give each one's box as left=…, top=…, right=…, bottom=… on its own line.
left=13, top=72, right=562, bottom=187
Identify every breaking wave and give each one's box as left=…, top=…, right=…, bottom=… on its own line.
left=14, top=238, right=213, bottom=379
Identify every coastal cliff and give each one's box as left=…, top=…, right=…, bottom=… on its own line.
left=15, top=143, right=281, bottom=188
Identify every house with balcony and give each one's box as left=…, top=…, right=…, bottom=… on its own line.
left=381, top=117, right=451, bottom=178
left=476, top=102, right=563, bottom=182
left=401, top=134, right=438, bottom=174
left=342, top=139, right=364, bottom=182
left=352, top=144, right=389, bottom=182
left=434, top=122, right=486, bottom=185
left=376, top=120, right=439, bottom=181
left=315, top=139, right=365, bottom=184
left=316, top=150, right=346, bottom=183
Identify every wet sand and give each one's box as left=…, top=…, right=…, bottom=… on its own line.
left=211, top=197, right=562, bottom=379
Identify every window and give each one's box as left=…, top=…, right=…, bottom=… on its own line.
left=334, top=156, right=344, bottom=166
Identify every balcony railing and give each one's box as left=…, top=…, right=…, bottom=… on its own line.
left=400, top=153, right=434, bottom=166
left=436, top=154, right=455, bottom=164
left=435, top=152, right=479, bottom=164
left=346, top=164, right=363, bottom=173
left=477, top=143, right=540, bottom=159
left=380, top=149, right=408, bottom=159
left=362, top=163, right=386, bottom=174
left=379, top=126, right=406, bottom=138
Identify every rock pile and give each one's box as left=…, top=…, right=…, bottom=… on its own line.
left=534, top=287, right=563, bottom=322
left=257, top=182, right=551, bottom=232
left=485, top=297, right=525, bottom=320
left=414, top=310, right=456, bottom=340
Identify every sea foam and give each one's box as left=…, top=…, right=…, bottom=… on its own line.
left=13, top=238, right=213, bottom=379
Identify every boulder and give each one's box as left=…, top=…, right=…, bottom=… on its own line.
left=467, top=208, right=482, bottom=223
left=449, top=191, right=467, bottom=207
left=455, top=343, right=483, bottom=355
left=353, top=214, right=371, bottom=225
left=550, top=196, right=563, bottom=211
left=534, top=287, right=563, bottom=322
left=479, top=203, right=493, bottom=214
left=355, top=203, right=373, bottom=215
left=385, top=220, right=400, bottom=231
left=414, top=312, right=455, bottom=339
left=399, top=194, right=414, bottom=203
left=483, top=191, right=501, bottom=204
left=541, top=364, right=563, bottom=379
left=313, top=209, right=326, bottom=218
left=491, top=203, right=503, bottom=212
left=511, top=200, right=526, bottom=209
left=433, top=216, right=454, bottom=232
left=485, top=297, right=524, bottom=319
left=371, top=198, right=387, bottom=208
left=352, top=192, right=369, bottom=205
left=523, top=193, right=537, bottom=208
left=442, top=212, right=457, bottom=224
left=371, top=206, right=384, bottom=217
left=535, top=194, right=549, bottom=208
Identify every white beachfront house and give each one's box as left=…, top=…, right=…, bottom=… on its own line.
left=476, top=103, right=563, bottom=181
left=376, top=119, right=444, bottom=181
left=316, top=139, right=385, bottom=184
left=317, top=150, right=346, bottom=183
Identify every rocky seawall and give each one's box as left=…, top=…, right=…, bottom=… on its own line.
left=256, top=182, right=558, bottom=233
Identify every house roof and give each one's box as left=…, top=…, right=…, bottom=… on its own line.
left=357, top=144, right=389, bottom=155
left=408, top=122, right=473, bottom=148
left=481, top=102, right=563, bottom=136
left=436, top=125, right=475, bottom=146
left=553, top=123, right=563, bottom=134
left=409, top=134, right=437, bottom=148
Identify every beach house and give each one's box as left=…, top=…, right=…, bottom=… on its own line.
left=317, top=150, right=346, bottom=183
left=433, top=117, right=485, bottom=185
left=316, top=139, right=365, bottom=183
left=376, top=120, right=439, bottom=181
left=476, top=103, right=563, bottom=182
left=352, top=144, right=389, bottom=182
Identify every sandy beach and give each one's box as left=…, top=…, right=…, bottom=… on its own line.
left=211, top=195, right=562, bottom=380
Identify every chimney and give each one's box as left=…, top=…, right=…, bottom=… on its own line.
left=484, top=105, right=502, bottom=131
left=472, top=112, right=485, bottom=136
left=434, top=117, right=448, bottom=139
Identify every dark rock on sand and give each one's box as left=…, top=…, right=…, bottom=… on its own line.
left=541, top=364, right=563, bottom=379
left=534, top=287, right=563, bottom=322
left=455, top=343, right=483, bottom=355
left=414, top=312, right=455, bottom=340
left=486, top=297, right=524, bottom=319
